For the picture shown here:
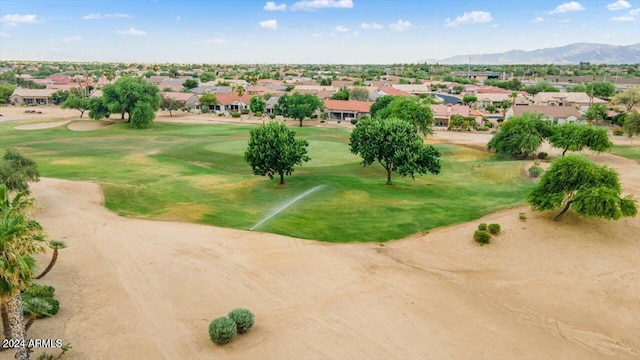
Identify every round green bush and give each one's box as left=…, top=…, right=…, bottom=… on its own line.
left=474, top=230, right=491, bottom=245
left=228, top=308, right=255, bottom=334
left=529, top=165, right=544, bottom=178
left=478, top=223, right=487, bottom=231
left=231, top=112, right=241, bottom=118
left=488, top=223, right=501, bottom=235
left=209, top=317, right=237, bottom=345
left=537, top=152, right=549, bottom=160
left=269, top=114, right=276, bottom=119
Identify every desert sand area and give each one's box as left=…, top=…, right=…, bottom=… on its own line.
left=1, top=106, right=639, bottom=359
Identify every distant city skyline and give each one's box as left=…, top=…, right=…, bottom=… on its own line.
left=1, top=0, right=639, bottom=64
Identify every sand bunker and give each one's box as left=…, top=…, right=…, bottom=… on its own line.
left=67, top=121, right=112, bottom=131
left=13, top=120, right=70, bottom=130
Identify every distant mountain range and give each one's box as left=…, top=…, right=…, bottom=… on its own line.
left=423, top=43, right=640, bottom=65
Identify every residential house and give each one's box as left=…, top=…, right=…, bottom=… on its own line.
left=9, top=88, right=56, bottom=105
left=430, top=104, right=482, bottom=127
left=191, top=86, right=232, bottom=95
left=196, top=93, right=252, bottom=112
left=391, top=84, right=431, bottom=94
left=476, top=93, right=530, bottom=109
left=323, top=100, right=373, bottom=121
left=506, top=105, right=583, bottom=124
left=161, top=92, right=199, bottom=109
left=532, top=92, right=607, bottom=111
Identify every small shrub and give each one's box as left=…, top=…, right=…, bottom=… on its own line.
left=529, top=165, right=544, bottom=178
left=476, top=126, right=489, bottom=131
left=254, top=111, right=262, bottom=117
left=24, top=284, right=55, bottom=298
left=473, top=230, right=491, bottom=245
left=231, top=112, right=241, bottom=118
left=241, top=109, right=250, bottom=114
left=228, top=308, right=255, bottom=334
left=490, top=130, right=497, bottom=134
left=350, top=119, right=358, bottom=125
left=478, top=223, right=487, bottom=231
left=269, top=114, right=276, bottom=119
left=488, top=223, right=501, bottom=234
left=209, top=317, right=237, bottom=345
left=337, top=120, right=341, bottom=124
left=519, top=212, right=526, bottom=220
left=612, top=125, right=624, bottom=136
left=320, top=120, right=325, bottom=123
left=537, top=152, right=548, bottom=160
left=218, top=112, right=224, bottom=117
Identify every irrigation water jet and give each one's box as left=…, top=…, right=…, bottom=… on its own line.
left=250, top=185, right=325, bottom=230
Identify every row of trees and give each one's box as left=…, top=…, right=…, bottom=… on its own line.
left=487, top=113, right=613, bottom=159
left=245, top=95, right=441, bottom=185
left=1, top=149, right=67, bottom=359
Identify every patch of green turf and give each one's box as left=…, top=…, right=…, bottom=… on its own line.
left=0, top=121, right=534, bottom=242
left=610, top=144, right=640, bottom=162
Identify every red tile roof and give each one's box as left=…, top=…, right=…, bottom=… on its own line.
left=430, top=104, right=471, bottom=117
left=211, top=93, right=252, bottom=105
left=324, top=100, right=373, bottom=113
left=379, top=87, right=415, bottom=97
left=161, top=92, right=197, bottom=101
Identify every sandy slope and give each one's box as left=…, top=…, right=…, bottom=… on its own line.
left=2, top=104, right=639, bottom=358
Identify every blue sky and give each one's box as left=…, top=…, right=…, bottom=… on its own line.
left=0, top=0, right=639, bottom=64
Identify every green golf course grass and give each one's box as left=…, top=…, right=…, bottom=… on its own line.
left=610, top=144, right=640, bottom=162
left=1, top=120, right=535, bottom=242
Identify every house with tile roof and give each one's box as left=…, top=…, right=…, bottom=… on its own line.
left=430, top=104, right=483, bottom=127
left=532, top=92, right=607, bottom=111
left=9, top=88, right=56, bottom=105
left=161, top=92, right=199, bottom=109
left=196, top=93, right=252, bottom=113
left=506, top=105, right=583, bottom=124
left=323, top=100, right=373, bottom=121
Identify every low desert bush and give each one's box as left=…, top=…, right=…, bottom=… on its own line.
left=519, top=212, right=526, bottom=220
left=269, top=114, right=276, bottom=119
left=22, top=284, right=59, bottom=318
left=254, top=111, right=262, bottom=117
left=228, top=308, right=255, bottom=334
left=488, top=223, right=501, bottom=234
left=473, top=230, right=491, bottom=245
left=537, top=152, right=549, bottom=160
left=529, top=165, right=544, bottom=178
left=478, top=223, right=487, bottom=231
left=476, top=126, right=490, bottom=131
left=612, top=125, right=624, bottom=136
left=241, top=109, right=250, bottom=114
left=209, top=317, right=237, bottom=345
left=231, top=112, right=241, bottom=118
left=350, top=119, right=358, bottom=125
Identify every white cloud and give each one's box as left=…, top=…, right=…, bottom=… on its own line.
left=361, top=22, right=383, bottom=29
left=334, top=25, right=348, bottom=32
left=0, top=32, right=10, bottom=38
left=292, top=0, right=353, bottom=11
left=549, top=2, right=585, bottom=15
left=389, top=19, right=411, bottom=31
left=83, top=13, right=131, bottom=20
left=175, top=16, right=181, bottom=22
left=62, top=35, right=82, bottom=43
left=445, top=11, right=492, bottom=27
left=264, top=1, right=287, bottom=11
left=531, top=16, right=545, bottom=23
left=606, top=0, right=631, bottom=11
left=610, top=15, right=636, bottom=21
left=0, top=14, right=40, bottom=26
left=259, top=19, right=278, bottom=30
left=117, top=27, right=147, bottom=36
left=630, top=8, right=640, bottom=16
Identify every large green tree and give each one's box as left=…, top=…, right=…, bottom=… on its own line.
left=611, top=88, right=640, bottom=112
left=100, top=76, right=161, bottom=121
left=285, top=93, right=322, bottom=127
left=244, top=122, right=310, bottom=185
left=61, top=96, right=90, bottom=118
left=0, top=85, right=16, bottom=104
left=370, top=95, right=396, bottom=118
left=528, top=156, right=637, bottom=221
left=87, top=97, right=111, bottom=120
left=622, top=111, right=640, bottom=138
left=588, top=81, right=616, bottom=99
left=548, top=123, right=612, bottom=156
left=584, top=104, right=608, bottom=125
left=249, top=96, right=266, bottom=114
left=160, top=95, right=184, bottom=117
left=487, top=113, right=552, bottom=159
left=377, top=97, right=434, bottom=135
left=0, top=149, right=40, bottom=193
left=130, top=102, right=155, bottom=129
left=349, top=117, right=441, bottom=185
left=348, top=87, right=370, bottom=101
left=330, top=88, right=349, bottom=100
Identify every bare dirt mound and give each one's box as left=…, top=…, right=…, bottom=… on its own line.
left=67, top=121, right=112, bottom=131
left=27, top=177, right=639, bottom=360
left=13, top=120, right=70, bottom=130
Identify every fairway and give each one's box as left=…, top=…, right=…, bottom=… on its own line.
left=1, top=121, right=534, bottom=241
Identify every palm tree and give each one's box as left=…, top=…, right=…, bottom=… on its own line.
left=510, top=91, right=519, bottom=108
left=234, top=85, right=246, bottom=97
left=0, top=185, right=46, bottom=360
left=35, top=241, right=67, bottom=280
left=22, top=297, right=52, bottom=332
